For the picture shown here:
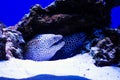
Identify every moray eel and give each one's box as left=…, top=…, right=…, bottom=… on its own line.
left=24, top=34, right=65, bottom=61
left=24, top=32, right=87, bottom=61
left=51, top=32, right=87, bottom=60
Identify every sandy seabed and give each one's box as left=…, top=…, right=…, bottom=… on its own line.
left=0, top=53, right=120, bottom=80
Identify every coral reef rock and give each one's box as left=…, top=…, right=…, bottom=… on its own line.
left=15, top=0, right=120, bottom=41
left=89, top=28, right=120, bottom=67
left=0, top=23, right=6, bottom=60
left=0, top=24, right=25, bottom=60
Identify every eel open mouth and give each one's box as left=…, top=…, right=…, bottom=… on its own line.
left=51, top=35, right=64, bottom=47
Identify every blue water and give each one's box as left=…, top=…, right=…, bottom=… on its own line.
left=0, top=74, right=90, bottom=80
left=0, top=0, right=54, bottom=26
left=0, top=0, right=120, bottom=28
left=111, top=6, right=120, bottom=28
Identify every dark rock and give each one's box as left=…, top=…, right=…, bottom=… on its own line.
left=15, top=0, right=120, bottom=41
left=78, top=28, right=106, bottom=54
left=0, top=23, right=7, bottom=60
left=0, top=26, right=25, bottom=60
left=3, top=28, right=25, bottom=59
left=89, top=28, right=120, bottom=67
left=0, top=36, right=6, bottom=60
left=90, top=37, right=115, bottom=66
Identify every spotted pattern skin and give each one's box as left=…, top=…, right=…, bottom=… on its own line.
left=24, top=34, right=65, bottom=61
left=51, top=32, right=87, bottom=60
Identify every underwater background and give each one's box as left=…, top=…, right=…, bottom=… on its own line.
left=0, top=1, right=120, bottom=80
left=0, top=0, right=54, bottom=26
left=0, top=0, right=120, bottom=28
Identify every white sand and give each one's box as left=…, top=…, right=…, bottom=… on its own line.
left=0, top=53, right=120, bottom=80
